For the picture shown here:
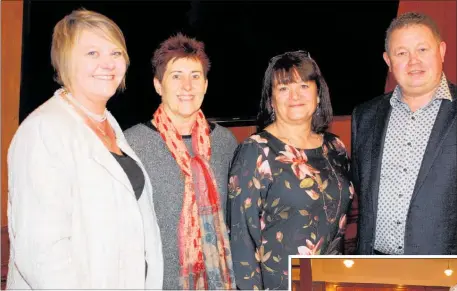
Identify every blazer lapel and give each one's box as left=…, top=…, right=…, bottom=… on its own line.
left=107, top=113, right=142, bottom=166
left=370, top=97, right=392, bottom=217
left=56, top=95, right=134, bottom=193
left=110, top=116, right=156, bottom=202
left=412, top=99, right=457, bottom=197
left=89, top=139, right=134, bottom=194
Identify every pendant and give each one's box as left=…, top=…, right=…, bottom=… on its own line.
left=102, top=134, right=112, bottom=147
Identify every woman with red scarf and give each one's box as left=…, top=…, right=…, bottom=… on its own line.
left=124, top=33, right=237, bottom=290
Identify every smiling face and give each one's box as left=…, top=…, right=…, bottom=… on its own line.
left=271, top=70, right=319, bottom=126
left=153, top=57, right=208, bottom=120
left=383, top=24, right=446, bottom=98
left=69, top=29, right=127, bottom=104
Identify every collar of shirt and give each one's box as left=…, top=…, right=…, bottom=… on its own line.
left=390, top=73, right=453, bottom=109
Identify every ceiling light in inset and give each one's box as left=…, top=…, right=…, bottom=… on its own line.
left=445, top=260, right=453, bottom=277
left=343, top=260, right=354, bottom=268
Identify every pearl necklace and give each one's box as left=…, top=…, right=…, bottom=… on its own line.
left=58, top=88, right=107, bottom=122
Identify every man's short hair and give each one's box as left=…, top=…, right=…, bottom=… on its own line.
left=385, top=12, right=442, bottom=52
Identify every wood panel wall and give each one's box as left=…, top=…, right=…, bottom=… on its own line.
left=1, top=0, right=23, bottom=227
left=1, top=1, right=23, bottom=288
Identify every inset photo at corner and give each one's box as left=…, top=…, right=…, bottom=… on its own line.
left=291, top=257, right=457, bottom=291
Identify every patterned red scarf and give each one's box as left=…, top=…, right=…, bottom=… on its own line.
left=152, top=105, right=235, bottom=290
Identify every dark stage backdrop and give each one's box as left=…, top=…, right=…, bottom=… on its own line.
left=19, top=0, right=399, bottom=129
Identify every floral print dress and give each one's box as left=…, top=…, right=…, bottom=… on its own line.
left=227, top=131, right=355, bottom=290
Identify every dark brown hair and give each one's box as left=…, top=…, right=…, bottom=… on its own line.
left=151, top=33, right=210, bottom=81
left=257, top=51, right=333, bottom=133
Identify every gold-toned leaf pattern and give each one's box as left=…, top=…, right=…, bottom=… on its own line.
left=279, top=211, right=289, bottom=219
left=305, top=189, right=320, bottom=200
left=262, top=250, right=272, bottom=262
left=228, top=132, right=353, bottom=290
left=252, top=177, right=261, bottom=189
left=321, top=179, right=329, bottom=191
left=254, top=249, right=260, bottom=262
left=310, top=232, right=316, bottom=241
left=299, top=210, right=310, bottom=216
left=299, top=178, right=314, bottom=188
left=271, top=198, right=280, bottom=207
left=263, top=264, right=275, bottom=273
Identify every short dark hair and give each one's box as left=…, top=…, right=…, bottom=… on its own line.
left=385, top=12, right=442, bottom=52
left=151, top=33, right=210, bottom=81
left=257, top=50, right=333, bottom=133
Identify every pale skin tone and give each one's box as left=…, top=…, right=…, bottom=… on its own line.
left=265, top=72, right=323, bottom=149
left=62, top=29, right=127, bottom=154
left=153, top=57, right=208, bottom=135
left=383, top=24, right=446, bottom=112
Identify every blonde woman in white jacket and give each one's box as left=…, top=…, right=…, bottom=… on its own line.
left=6, top=9, right=163, bottom=289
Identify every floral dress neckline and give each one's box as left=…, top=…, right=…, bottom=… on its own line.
left=261, top=130, right=326, bottom=152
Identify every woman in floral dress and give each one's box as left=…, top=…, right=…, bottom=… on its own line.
left=227, top=51, right=356, bottom=290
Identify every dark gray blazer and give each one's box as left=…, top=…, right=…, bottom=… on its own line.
left=351, top=82, right=457, bottom=255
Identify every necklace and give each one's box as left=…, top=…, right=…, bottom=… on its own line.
left=59, top=88, right=107, bottom=122
left=58, top=88, right=114, bottom=147
left=278, top=132, right=323, bottom=149
left=321, top=147, right=342, bottom=224
left=94, top=121, right=113, bottom=147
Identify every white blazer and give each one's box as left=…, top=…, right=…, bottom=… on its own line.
left=6, top=93, right=163, bottom=289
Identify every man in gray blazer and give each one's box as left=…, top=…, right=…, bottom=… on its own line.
left=351, top=12, right=456, bottom=255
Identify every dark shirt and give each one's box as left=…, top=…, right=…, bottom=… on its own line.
left=111, top=151, right=145, bottom=200
left=111, top=151, right=147, bottom=278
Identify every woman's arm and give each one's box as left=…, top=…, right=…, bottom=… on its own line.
left=334, top=133, right=358, bottom=255
left=7, top=118, right=78, bottom=288
left=349, top=107, right=361, bottom=254
left=227, top=139, right=271, bottom=290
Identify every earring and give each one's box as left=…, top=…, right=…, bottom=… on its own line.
left=271, top=109, right=276, bottom=121
left=316, top=106, right=321, bottom=116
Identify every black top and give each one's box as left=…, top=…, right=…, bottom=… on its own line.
left=143, top=120, right=216, bottom=139
left=111, top=151, right=148, bottom=278
left=111, top=151, right=145, bottom=200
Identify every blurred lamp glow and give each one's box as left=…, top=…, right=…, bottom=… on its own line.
left=343, top=260, right=354, bottom=268
left=445, top=268, right=453, bottom=276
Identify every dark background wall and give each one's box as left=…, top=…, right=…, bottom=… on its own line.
left=19, top=0, right=399, bottom=129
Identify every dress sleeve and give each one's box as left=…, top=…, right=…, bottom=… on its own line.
left=227, top=139, right=271, bottom=290
left=7, top=119, right=78, bottom=288
left=336, top=135, right=359, bottom=255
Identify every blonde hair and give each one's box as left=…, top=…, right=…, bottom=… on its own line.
left=51, top=8, right=130, bottom=91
